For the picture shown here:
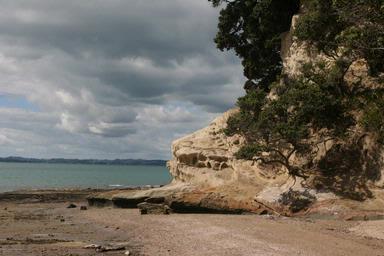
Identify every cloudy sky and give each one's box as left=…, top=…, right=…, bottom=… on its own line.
left=0, top=0, right=244, bottom=160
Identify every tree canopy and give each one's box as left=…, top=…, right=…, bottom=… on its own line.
left=211, top=0, right=384, bottom=186
left=209, top=0, right=300, bottom=90
left=295, top=0, right=384, bottom=75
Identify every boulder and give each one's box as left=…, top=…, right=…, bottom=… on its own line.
left=137, top=202, right=171, bottom=215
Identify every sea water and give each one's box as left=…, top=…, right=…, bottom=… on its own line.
left=0, top=162, right=171, bottom=192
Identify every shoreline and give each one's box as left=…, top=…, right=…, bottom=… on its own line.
left=0, top=186, right=164, bottom=204
left=1, top=190, right=384, bottom=255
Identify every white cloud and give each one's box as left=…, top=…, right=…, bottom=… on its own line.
left=0, top=0, right=244, bottom=159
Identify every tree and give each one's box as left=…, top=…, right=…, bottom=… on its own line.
left=295, top=0, right=384, bottom=75
left=211, top=0, right=384, bottom=185
left=226, top=61, right=354, bottom=178
left=209, top=0, right=300, bottom=90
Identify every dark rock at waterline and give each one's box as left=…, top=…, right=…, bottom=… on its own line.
left=87, top=197, right=113, bottom=207
left=112, top=196, right=148, bottom=208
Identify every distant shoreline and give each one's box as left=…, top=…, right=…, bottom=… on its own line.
left=0, top=156, right=167, bottom=166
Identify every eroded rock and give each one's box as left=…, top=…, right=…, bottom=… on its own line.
left=137, top=202, right=171, bottom=215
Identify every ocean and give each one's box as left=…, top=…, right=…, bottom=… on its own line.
left=0, top=162, right=172, bottom=192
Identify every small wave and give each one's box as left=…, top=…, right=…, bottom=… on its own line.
left=109, top=184, right=124, bottom=187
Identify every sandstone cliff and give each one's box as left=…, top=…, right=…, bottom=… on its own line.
left=88, top=11, right=384, bottom=218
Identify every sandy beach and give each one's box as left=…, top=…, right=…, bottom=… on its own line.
left=0, top=190, right=383, bottom=256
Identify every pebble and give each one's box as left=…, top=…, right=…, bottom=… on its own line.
left=83, top=244, right=102, bottom=249
left=84, top=243, right=127, bottom=253
left=96, top=245, right=125, bottom=252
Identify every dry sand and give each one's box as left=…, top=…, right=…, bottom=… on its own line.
left=0, top=192, right=384, bottom=256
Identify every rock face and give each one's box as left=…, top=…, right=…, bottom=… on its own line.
left=88, top=110, right=312, bottom=215
left=167, top=109, right=296, bottom=211
left=88, top=10, right=384, bottom=217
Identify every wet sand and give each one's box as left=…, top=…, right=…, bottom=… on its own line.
left=0, top=191, right=384, bottom=256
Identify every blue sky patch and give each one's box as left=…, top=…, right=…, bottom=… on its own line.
left=0, top=94, right=39, bottom=111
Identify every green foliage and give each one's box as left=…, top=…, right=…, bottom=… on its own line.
left=295, top=0, right=343, bottom=53
left=235, top=144, right=265, bottom=160
left=228, top=60, right=355, bottom=177
left=211, top=0, right=384, bottom=181
left=225, top=89, right=267, bottom=138
left=295, top=0, right=384, bottom=75
left=209, top=0, right=300, bottom=89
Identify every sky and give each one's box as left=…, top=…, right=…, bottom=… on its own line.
left=0, top=0, right=244, bottom=160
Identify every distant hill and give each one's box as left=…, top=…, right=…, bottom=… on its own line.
left=0, top=156, right=167, bottom=166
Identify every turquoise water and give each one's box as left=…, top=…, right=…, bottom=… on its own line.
left=0, top=162, right=172, bottom=192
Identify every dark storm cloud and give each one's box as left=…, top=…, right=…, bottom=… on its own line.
left=0, top=0, right=219, bottom=60
left=0, top=0, right=244, bottom=159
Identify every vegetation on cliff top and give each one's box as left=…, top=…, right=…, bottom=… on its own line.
left=210, top=0, right=384, bottom=198
left=208, top=0, right=300, bottom=90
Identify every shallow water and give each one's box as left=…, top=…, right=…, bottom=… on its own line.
left=0, top=162, right=171, bottom=192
